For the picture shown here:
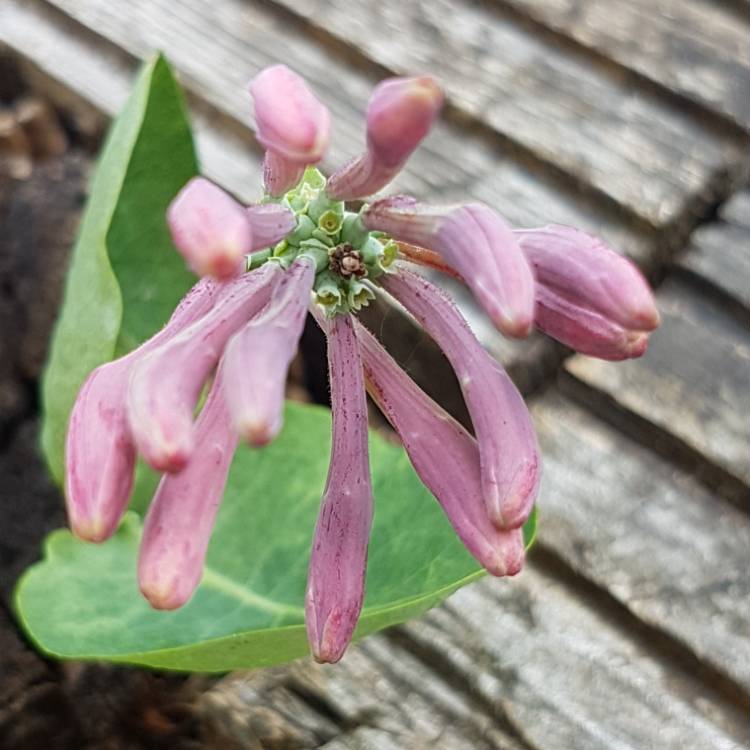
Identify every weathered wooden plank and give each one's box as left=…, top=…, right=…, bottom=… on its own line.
left=564, top=276, right=750, bottom=491
left=532, top=393, right=750, bottom=693
left=40, top=0, right=653, bottom=258
left=268, top=0, right=744, bottom=227
left=676, top=189, right=750, bottom=311
left=499, top=0, right=750, bottom=131
left=205, top=561, right=750, bottom=749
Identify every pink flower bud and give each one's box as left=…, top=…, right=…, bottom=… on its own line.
left=167, top=178, right=253, bottom=279
left=327, top=76, right=443, bottom=200
left=515, top=225, right=659, bottom=333
left=223, top=257, right=315, bottom=446
left=354, top=317, right=525, bottom=576
left=534, top=286, right=651, bottom=360
left=138, top=367, right=236, bottom=610
left=65, top=278, right=220, bottom=542
left=306, top=314, right=373, bottom=663
left=127, top=264, right=280, bottom=473
left=382, top=268, right=540, bottom=530
left=245, top=202, right=297, bottom=249
left=249, top=65, right=331, bottom=195
left=364, top=198, right=535, bottom=338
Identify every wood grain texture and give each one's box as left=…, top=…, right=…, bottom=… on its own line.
left=565, top=276, right=750, bottom=489
left=677, top=189, right=750, bottom=311
left=268, top=0, right=744, bottom=227
left=39, top=0, right=656, bottom=258
left=533, top=394, right=750, bottom=693
left=499, top=0, right=750, bottom=131
left=203, top=562, right=750, bottom=749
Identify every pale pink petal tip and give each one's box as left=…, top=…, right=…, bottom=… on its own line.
left=65, top=361, right=136, bottom=543
left=366, top=75, right=443, bottom=167
left=167, top=177, right=253, bottom=279
left=249, top=64, right=331, bottom=164
left=326, top=77, right=443, bottom=200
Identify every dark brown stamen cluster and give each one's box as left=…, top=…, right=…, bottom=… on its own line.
left=329, top=243, right=367, bottom=279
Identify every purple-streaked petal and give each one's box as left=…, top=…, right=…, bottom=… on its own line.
left=223, top=257, right=315, bottom=446
left=326, top=76, right=443, bottom=200
left=65, top=278, right=220, bottom=542
left=138, top=366, right=236, bottom=610
left=306, top=314, right=373, bottom=664
left=167, top=177, right=253, bottom=279
left=364, top=198, right=535, bottom=338
left=127, top=263, right=280, bottom=473
left=535, top=285, right=650, bottom=360
left=249, top=65, right=331, bottom=195
left=381, top=268, right=540, bottom=530
left=353, top=315, right=525, bottom=576
left=515, top=225, right=659, bottom=332
left=245, top=202, right=296, bottom=249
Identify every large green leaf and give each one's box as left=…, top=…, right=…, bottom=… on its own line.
left=40, top=54, right=198, bottom=484
left=16, top=402, right=536, bottom=672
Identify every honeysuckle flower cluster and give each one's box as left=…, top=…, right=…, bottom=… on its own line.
left=65, top=64, right=659, bottom=663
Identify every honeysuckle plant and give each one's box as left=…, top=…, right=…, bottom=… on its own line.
left=16, top=56, right=658, bottom=671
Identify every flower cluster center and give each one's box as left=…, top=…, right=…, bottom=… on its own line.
left=250, top=168, right=396, bottom=316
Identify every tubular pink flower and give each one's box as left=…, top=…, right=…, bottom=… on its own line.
left=167, top=177, right=254, bottom=279
left=381, top=268, right=540, bottom=531
left=326, top=76, right=443, bottom=200
left=364, top=197, right=535, bottom=338
left=534, top=287, right=650, bottom=360
left=65, top=278, right=220, bottom=542
left=306, top=314, right=373, bottom=664
left=223, top=256, right=315, bottom=446
left=354, top=317, right=525, bottom=576
left=245, top=202, right=297, bottom=249
left=127, top=263, right=280, bottom=473
left=515, top=225, right=660, bottom=333
left=138, top=366, right=236, bottom=610
left=249, top=65, right=331, bottom=195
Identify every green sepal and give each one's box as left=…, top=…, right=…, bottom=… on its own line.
left=346, top=279, right=376, bottom=311
left=286, top=214, right=316, bottom=246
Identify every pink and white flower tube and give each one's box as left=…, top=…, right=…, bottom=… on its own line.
left=249, top=65, right=331, bottom=195
left=515, top=225, right=659, bottom=360
left=364, top=197, right=536, bottom=338
left=138, top=365, right=237, bottom=610
left=306, top=314, right=373, bottom=663
left=354, top=317, right=525, bottom=576
left=327, top=76, right=443, bottom=200
left=127, top=263, right=280, bottom=473
left=223, top=256, right=315, bottom=446
left=381, top=268, right=540, bottom=531
left=65, top=278, right=220, bottom=542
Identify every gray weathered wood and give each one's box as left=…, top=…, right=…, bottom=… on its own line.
left=499, top=0, right=750, bottom=131
left=677, top=189, right=750, bottom=310
left=201, top=560, right=750, bottom=749
left=565, top=276, right=750, bottom=490
left=533, top=393, right=750, bottom=693
left=39, top=0, right=655, bottom=259
left=268, top=0, right=744, bottom=227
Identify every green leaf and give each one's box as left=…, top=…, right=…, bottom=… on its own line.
left=40, top=54, right=198, bottom=484
left=16, top=402, right=536, bottom=672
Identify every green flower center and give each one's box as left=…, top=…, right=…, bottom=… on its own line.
left=251, top=167, right=396, bottom=316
